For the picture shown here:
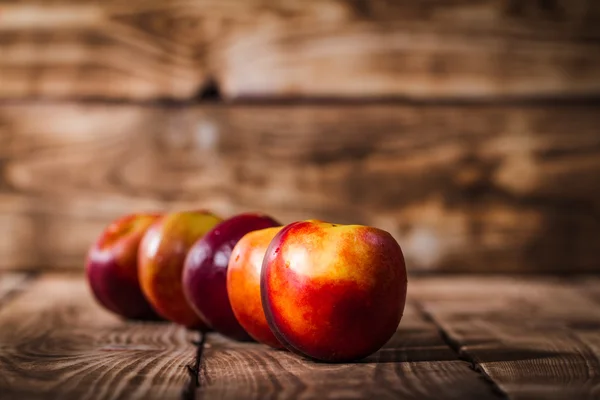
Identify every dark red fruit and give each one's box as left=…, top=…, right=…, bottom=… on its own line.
left=86, top=213, right=161, bottom=320
left=182, top=213, right=280, bottom=340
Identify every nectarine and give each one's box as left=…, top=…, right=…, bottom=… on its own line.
left=261, top=220, right=407, bottom=362
left=227, top=227, right=283, bottom=348
left=86, top=213, right=161, bottom=320
left=183, top=213, right=280, bottom=341
left=138, top=210, right=222, bottom=329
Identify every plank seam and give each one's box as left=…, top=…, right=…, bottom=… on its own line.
left=183, top=331, right=205, bottom=400
left=2, top=96, right=600, bottom=107
left=413, top=301, right=509, bottom=400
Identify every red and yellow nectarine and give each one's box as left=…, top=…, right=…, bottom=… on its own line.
left=261, top=220, right=407, bottom=362
left=138, top=210, right=222, bottom=329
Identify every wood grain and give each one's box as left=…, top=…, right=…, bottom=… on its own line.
left=210, top=0, right=600, bottom=98
left=1, top=103, right=600, bottom=272
left=0, top=1, right=213, bottom=99
left=2, top=102, right=600, bottom=272
left=413, top=276, right=600, bottom=400
left=197, top=303, right=499, bottom=399
left=0, top=274, right=198, bottom=400
left=1, top=0, right=600, bottom=99
left=1, top=274, right=598, bottom=399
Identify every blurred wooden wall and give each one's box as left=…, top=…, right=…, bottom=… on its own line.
left=1, top=0, right=599, bottom=273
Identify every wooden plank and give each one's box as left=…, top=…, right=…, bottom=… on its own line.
left=197, top=303, right=500, bottom=399
left=0, top=0, right=249, bottom=100
left=1, top=1, right=600, bottom=100
left=1, top=103, right=600, bottom=272
left=216, top=0, right=600, bottom=99
left=412, top=276, right=600, bottom=400
left=0, top=274, right=197, bottom=399
left=0, top=16, right=202, bottom=99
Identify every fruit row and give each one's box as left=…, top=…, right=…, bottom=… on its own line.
left=86, top=211, right=407, bottom=362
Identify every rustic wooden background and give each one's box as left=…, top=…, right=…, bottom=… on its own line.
left=1, top=0, right=599, bottom=273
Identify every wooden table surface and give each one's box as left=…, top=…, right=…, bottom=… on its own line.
left=1, top=273, right=599, bottom=400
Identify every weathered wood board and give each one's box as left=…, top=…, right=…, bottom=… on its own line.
left=196, top=304, right=499, bottom=400
left=215, top=1, right=600, bottom=99
left=1, top=0, right=599, bottom=99
left=1, top=103, right=599, bottom=272
left=1, top=274, right=600, bottom=399
left=412, top=276, right=600, bottom=400
left=0, top=274, right=198, bottom=400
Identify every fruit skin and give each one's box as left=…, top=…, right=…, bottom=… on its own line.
left=138, top=210, right=222, bottom=329
left=86, top=213, right=162, bottom=320
left=261, top=220, right=407, bottom=362
left=227, top=227, right=283, bottom=348
left=183, top=213, right=280, bottom=341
